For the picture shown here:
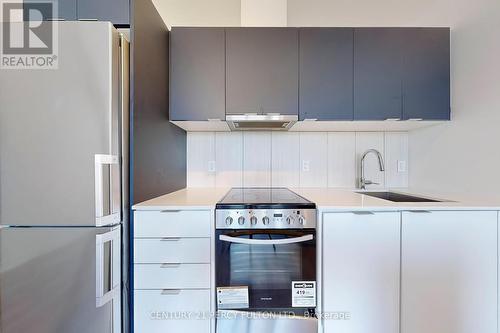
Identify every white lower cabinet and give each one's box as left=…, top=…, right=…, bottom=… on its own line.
left=134, top=263, right=211, bottom=289
left=322, top=211, right=401, bottom=333
left=133, top=209, right=213, bottom=333
left=401, top=211, right=498, bottom=333
left=134, top=289, right=211, bottom=333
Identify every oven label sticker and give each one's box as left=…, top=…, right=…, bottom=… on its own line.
left=292, top=281, right=316, bottom=307
left=217, top=286, right=249, bottom=309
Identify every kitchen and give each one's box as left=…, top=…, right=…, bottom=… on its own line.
left=1, top=0, right=499, bottom=333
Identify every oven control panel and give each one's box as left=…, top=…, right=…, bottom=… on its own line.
left=216, top=209, right=317, bottom=229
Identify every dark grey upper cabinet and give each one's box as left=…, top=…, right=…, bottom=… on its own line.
left=77, top=0, right=129, bottom=26
left=402, top=28, right=450, bottom=120
left=354, top=28, right=405, bottom=120
left=299, top=28, right=354, bottom=120
left=23, top=0, right=77, bottom=21
left=170, top=28, right=225, bottom=121
left=226, top=27, right=299, bottom=115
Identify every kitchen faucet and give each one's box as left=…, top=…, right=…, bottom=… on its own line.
left=359, top=149, right=385, bottom=190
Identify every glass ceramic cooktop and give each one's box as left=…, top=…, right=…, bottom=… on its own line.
left=216, top=188, right=316, bottom=209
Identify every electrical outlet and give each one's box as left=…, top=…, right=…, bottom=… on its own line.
left=397, top=160, right=407, bottom=173
left=208, top=161, right=216, bottom=173
left=302, top=160, right=310, bottom=172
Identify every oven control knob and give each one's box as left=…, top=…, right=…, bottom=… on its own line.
left=225, top=216, right=233, bottom=225
left=262, top=216, right=270, bottom=225
left=238, top=216, right=245, bottom=225
left=250, top=216, right=258, bottom=225
left=286, top=216, right=294, bottom=224
left=298, top=216, right=305, bottom=225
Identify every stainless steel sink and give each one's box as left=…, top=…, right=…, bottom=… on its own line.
left=356, top=191, right=444, bottom=202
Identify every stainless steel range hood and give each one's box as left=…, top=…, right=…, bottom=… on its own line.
left=226, top=114, right=297, bottom=131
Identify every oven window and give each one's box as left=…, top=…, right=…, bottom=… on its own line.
left=230, top=236, right=302, bottom=289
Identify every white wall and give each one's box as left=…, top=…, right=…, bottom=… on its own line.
left=187, top=131, right=408, bottom=189
left=151, top=0, right=240, bottom=27
left=288, top=0, right=500, bottom=198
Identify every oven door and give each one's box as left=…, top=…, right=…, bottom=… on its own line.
left=215, top=229, right=316, bottom=311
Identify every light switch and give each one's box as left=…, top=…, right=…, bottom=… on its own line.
left=208, top=161, right=216, bottom=173
left=397, top=160, right=407, bottom=173
left=302, top=160, right=310, bottom=172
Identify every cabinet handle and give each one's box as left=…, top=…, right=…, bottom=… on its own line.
left=160, top=237, right=181, bottom=241
left=351, top=211, right=375, bottom=215
left=161, top=289, right=181, bottom=295
left=160, top=263, right=181, bottom=268
left=407, top=118, right=423, bottom=121
left=384, top=118, right=401, bottom=121
left=406, top=210, right=432, bottom=213
left=160, top=209, right=181, bottom=213
left=303, top=118, right=318, bottom=121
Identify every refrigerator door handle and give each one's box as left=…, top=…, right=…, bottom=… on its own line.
left=95, top=154, right=121, bottom=227
left=95, top=227, right=121, bottom=308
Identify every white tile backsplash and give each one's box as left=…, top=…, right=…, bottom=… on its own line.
left=187, top=132, right=215, bottom=187
left=385, top=132, right=409, bottom=188
left=243, top=132, right=272, bottom=187
left=271, top=132, right=300, bottom=187
left=215, top=132, right=243, bottom=187
left=299, top=132, right=328, bottom=187
left=327, top=132, right=356, bottom=188
left=187, top=131, right=409, bottom=189
left=355, top=132, right=385, bottom=189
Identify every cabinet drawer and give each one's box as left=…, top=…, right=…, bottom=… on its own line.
left=134, top=289, right=210, bottom=333
left=134, top=264, right=210, bottom=289
left=134, top=238, right=210, bottom=263
left=134, top=210, right=211, bottom=237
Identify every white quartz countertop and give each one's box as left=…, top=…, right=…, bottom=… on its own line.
left=132, top=187, right=500, bottom=211
left=132, top=187, right=230, bottom=210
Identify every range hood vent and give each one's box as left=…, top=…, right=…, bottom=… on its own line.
left=226, top=114, right=297, bottom=131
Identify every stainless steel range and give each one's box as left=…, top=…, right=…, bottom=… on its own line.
left=215, top=188, right=318, bottom=333
left=215, top=187, right=317, bottom=229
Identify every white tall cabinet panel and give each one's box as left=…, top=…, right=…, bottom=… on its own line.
left=322, top=211, right=401, bottom=333
left=401, top=211, right=498, bottom=333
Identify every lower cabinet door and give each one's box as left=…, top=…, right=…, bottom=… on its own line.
left=134, top=263, right=210, bottom=289
left=134, top=289, right=211, bottom=333
left=401, top=211, right=497, bottom=333
left=322, top=211, right=401, bottom=333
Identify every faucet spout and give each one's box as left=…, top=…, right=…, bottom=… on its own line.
left=359, top=149, right=385, bottom=189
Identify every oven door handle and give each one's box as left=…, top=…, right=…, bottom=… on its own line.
left=219, top=234, right=313, bottom=245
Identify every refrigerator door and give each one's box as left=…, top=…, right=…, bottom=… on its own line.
left=0, top=225, right=121, bottom=333
left=0, top=21, right=122, bottom=227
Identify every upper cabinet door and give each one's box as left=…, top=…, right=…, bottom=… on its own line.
left=170, top=28, right=225, bottom=121
left=226, top=28, right=299, bottom=115
left=23, top=0, right=77, bottom=21
left=77, top=0, right=129, bottom=25
left=299, top=28, right=354, bottom=120
left=402, top=28, right=450, bottom=120
left=354, top=28, right=404, bottom=120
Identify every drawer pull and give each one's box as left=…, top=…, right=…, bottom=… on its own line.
left=160, top=263, right=181, bottom=268
left=160, top=209, right=181, bottom=213
left=161, top=289, right=181, bottom=295
left=160, top=237, right=181, bottom=241
left=351, top=211, right=375, bottom=215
